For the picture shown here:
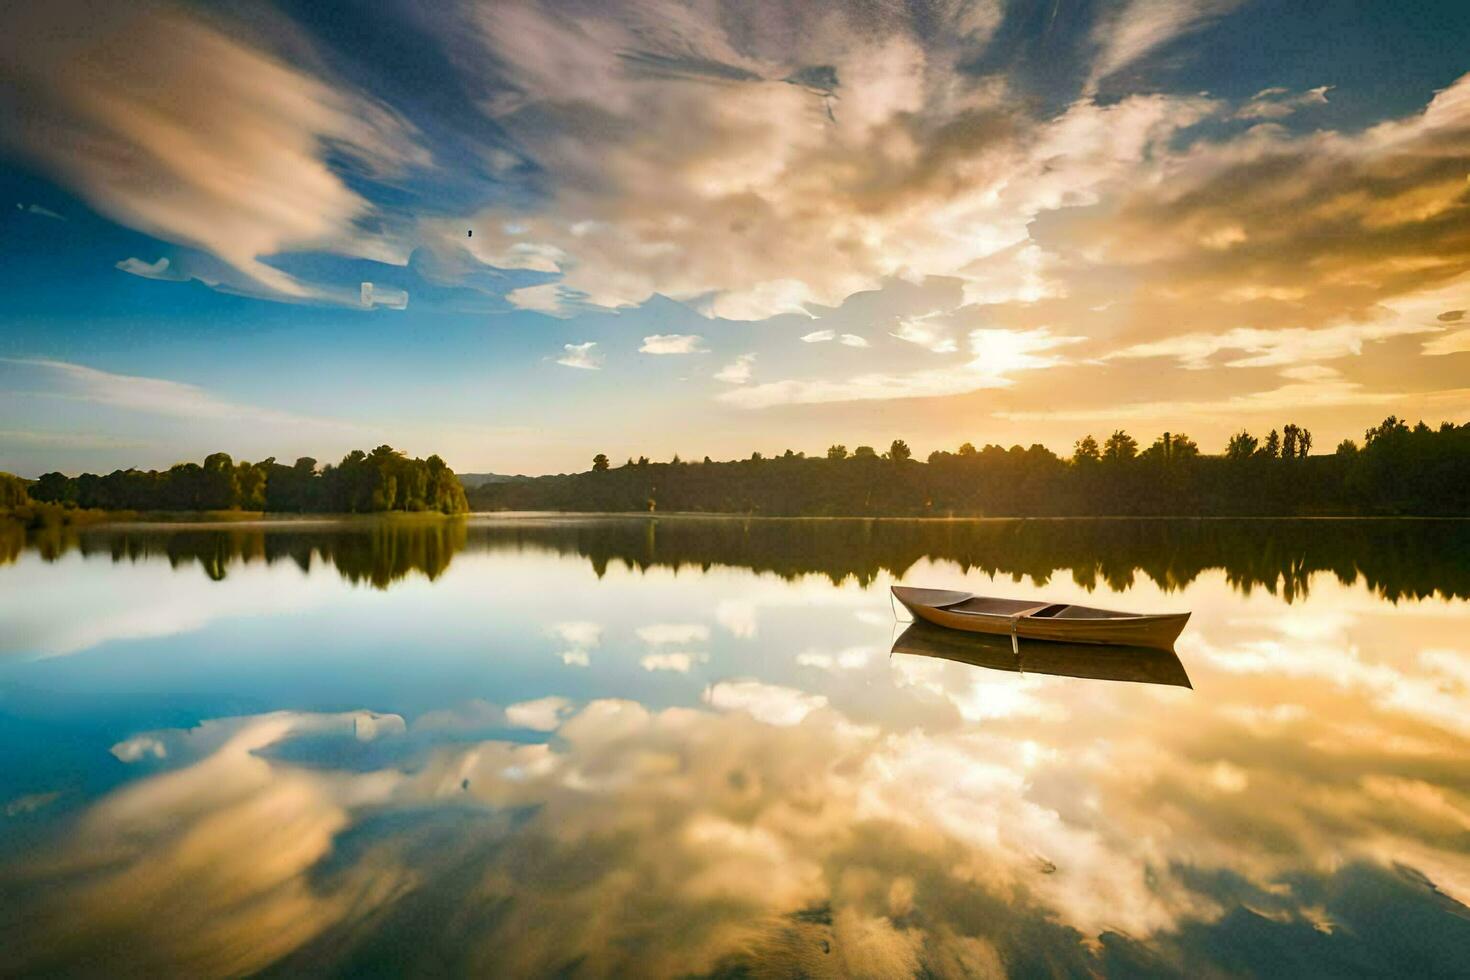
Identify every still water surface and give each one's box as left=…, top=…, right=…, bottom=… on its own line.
left=2, top=516, right=1468, bottom=977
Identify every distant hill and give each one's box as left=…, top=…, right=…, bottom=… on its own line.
left=456, top=472, right=537, bottom=489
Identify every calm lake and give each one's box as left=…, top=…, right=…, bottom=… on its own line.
left=2, top=516, right=1468, bottom=977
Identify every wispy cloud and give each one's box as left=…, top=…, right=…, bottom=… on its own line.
left=800, top=330, right=836, bottom=343
left=639, top=334, right=706, bottom=354
left=1235, top=85, right=1331, bottom=121
left=555, top=342, right=602, bottom=370
left=0, top=358, right=356, bottom=430
left=1089, top=0, right=1241, bottom=88
left=16, top=202, right=65, bottom=221
left=723, top=328, right=1079, bottom=408
left=1, top=1, right=426, bottom=301
left=508, top=283, right=570, bottom=315
left=1105, top=321, right=1439, bottom=370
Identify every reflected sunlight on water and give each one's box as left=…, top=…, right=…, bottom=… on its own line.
left=1, top=517, right=1468, bottom=976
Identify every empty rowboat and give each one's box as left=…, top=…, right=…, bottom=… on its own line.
left=891, top=586, right=1189, bottom=651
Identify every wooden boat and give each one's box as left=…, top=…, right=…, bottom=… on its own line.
left=892, top=621, right=1191, bottom=688
left=891, top=586, right=1189, bottom=651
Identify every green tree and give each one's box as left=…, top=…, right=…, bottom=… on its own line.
left=889, top=439, right=912, bottom=463
left=853, top=445, right=877, bottom=459
left=827, top=445, right=848, bottom=460
left=593, top=454, right=610, bottom=471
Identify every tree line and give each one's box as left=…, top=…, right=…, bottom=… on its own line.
left=470, top=417, right=1470, bottom=517
left=18, top=446, right=468, bottom=514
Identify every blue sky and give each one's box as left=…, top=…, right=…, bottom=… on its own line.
left=2, top=0, right=1468, bottom=476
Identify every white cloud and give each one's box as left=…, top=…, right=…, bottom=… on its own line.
left=640, top=334, right=706, bottom=354
left=839, top=334, right=869, bottom=348
left=1235, top=85, right=1331, bottom=121
left=636, top=623, right=710, bottom=645
left=891, top=316, right=958, bottom=353
left=639, top=652, right=701, bottom=672
left=116, top=256, right=178, bottom=280
left=703, top=679, right=827, bottom=726
left=550, top=621, right=600, bottom=666
left=800, top=330, right=836, bottom=343
left=359, top=281, right=408, bottom=310
left=505, top=696, right=573, bottom=732
left=555, top=342, right=601, bottom=370
left=714, top=353, right=756, bottom=384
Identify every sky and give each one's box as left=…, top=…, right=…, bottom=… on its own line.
left=1, top=0, right=1468, bottom=477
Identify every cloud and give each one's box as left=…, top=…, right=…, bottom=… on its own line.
left=637, top=652, right=693, bottom=675
left=839, top=334, right=869, bottom=348
left=0, top=2, right=426, bottom=301
left=636, top=623, right=710, bottom=645
left=1235, top=85, right=1331, bottom=121
left=505, top=696, right=573, bottom=731
left=1105, top=320, right=1440, bottom=370
left=714, top=353, right=756, bottom=384
left=800, top=330, right=836, bottom=343
left=996, top=378, right=1418, bottom=423
left=1423, top=331, right=1470, bottom=357
left=721, top=327, right=1081, bottom=408
left=0, top=357, right=356, bottom=431
left=891, top=315, right=958, bottom=353
left=17, top=202, right=65, bottom=220
left=555, top=342, right=601, bottom=370
left=116, top=256, right=181, bottom=281
left=1089, top=0, right=1241, bottom=88
left=447, top=1, right=1215, bottom=321
left=507, top=283, right=572, bottom=315
left=703, top=680, right=828, bottom=726
left=359, top=281, right=409, bottom=310
left=550, top=620, right=601, bottom=666
left=640, top=334, right=706, bottom=354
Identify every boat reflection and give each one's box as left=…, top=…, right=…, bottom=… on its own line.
left=891, top=621, right=1192, bottom=688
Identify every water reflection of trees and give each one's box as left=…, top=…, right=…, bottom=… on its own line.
left=10, top=519, right=467, bottom=590
left=4, top=516, right=1469, bottom=602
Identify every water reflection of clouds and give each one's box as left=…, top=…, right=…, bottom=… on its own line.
left=11, top=640, right=1470, bottom=976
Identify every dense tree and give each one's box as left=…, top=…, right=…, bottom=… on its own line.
left=827, top=445, right=848, bottom=460
left=1103, top=430, right=1138, bottom=463
left=467, top=417, right=1470, bottom=518
left=27, top=447, right=468, bottom=515
left=1072, top=435, right=1100, bottom=463
left=1225, top=431, right=1258, bottom=459
left=889, top=439, right=912, bottom=463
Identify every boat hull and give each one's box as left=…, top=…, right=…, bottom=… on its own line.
left=892, top=586, right=1189, bottom=650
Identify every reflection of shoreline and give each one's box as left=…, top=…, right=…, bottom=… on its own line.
left=7, top=515, right=1470, bottom=601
